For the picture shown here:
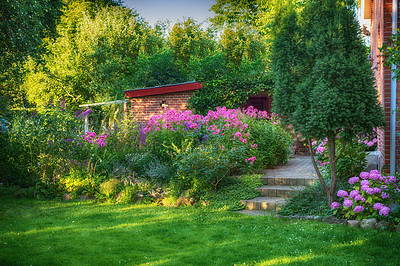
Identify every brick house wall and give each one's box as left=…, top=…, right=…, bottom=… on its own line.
left=369, top=0, right=400, bottom=170
left=124, top=82, right=202, bottom=124
left=129, top=91, right=195, bottom=123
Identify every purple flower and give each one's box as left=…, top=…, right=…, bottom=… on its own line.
left=349, top=190, right=360, bottom=198
left=379, top=206, right=390, bottom=216
left=81, top=109, right=92, bottom=117
left=75, top=109, right=83, bottom=118
left=382, top=192, right=390, bottom=199
left=373, top=203, right=383, bottom=210
left=381, top=185, right=388, bottom=191
left=372, top=187, right=382, bottom=194
left=331, top=202, right=340, bottom=209
left=337, top=190, right=348, bottom=197
left=354, top=206, right=364, bottom=213
left=354, top=195, right=363, bottom=201
left=389, top=176, right=397, bottom=183
left=369, top=173, right=380, bottom=180
left=360, top=180, right=370, bottom=187
left=366, top=188, right=374, bottom=195
left=343, top=199, right=353, bottom=208
left=348, top=176, right=359, bottom=184
left=360, top=172, right=370, bottom=179
left=370, top=170, right=380, bottom=175
left=361, top=185, right=369, bottom=192
left=65, top=139, right=73, bottom=142
left=361, top=197, right=366, bottom=202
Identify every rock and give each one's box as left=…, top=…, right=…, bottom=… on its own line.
left=62, top=193, right=72, bottom=201
left=376, top=221, right=390, bottom=230
left=360, top=218, right=377, bottom=229
left=80, top=195, right=90, bottom=201
left=334, top=219, right=347, bottom=226
left=313, top=216, right=322, bottom=221
left=347, top=220, right=360, bottom=228
left=322, top=216, right=337, bottom=224
left=305, top=216, right=315, bottom=220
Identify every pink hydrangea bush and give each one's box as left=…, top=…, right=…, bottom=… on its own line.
left=331, top=170, right=400, bottom=220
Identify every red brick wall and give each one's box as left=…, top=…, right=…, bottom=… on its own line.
left=129, top=91, right=195, bottom=123
left=372, top=0, right=400, bottom=170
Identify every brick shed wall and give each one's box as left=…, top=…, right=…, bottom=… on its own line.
left=129, top=91, right=195, bottom=123
left=371, top=0, right=400, bottom=170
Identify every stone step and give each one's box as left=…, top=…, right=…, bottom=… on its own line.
left=261, top=176, right=318, bottom=186
left=255, top=185, right=305, bottom=197
left=240, top=197, right=286, bottom=211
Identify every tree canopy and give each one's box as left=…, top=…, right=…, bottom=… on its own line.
left=270, top=0, right=385, bottom=205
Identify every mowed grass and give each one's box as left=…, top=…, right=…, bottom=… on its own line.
left=1, top=197, right=400, bottom=265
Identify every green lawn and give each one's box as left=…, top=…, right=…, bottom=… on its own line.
left=1, top=196, right=399, bottom=265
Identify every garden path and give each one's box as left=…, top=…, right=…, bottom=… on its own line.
left=239, top=155, right=318, bottom=215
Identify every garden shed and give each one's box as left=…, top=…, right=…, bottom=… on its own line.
left=124, top=81, right=202, bottom=123
left=360, top=0, right=400, bottom=173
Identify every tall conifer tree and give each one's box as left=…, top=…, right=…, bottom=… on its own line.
left=271, top=0, right=385, bottom=205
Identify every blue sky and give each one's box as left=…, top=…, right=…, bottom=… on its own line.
left=121, top=0, right=216, bottom=26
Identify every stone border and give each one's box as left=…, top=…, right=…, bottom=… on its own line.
left=277, top=215, right=397, bottom=231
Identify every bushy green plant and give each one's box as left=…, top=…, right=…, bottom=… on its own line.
left=173, top=145, right=231, bottom=199
left=99, top=178, right=122, bottom=199
left=204, top=174, right=263, bottom=211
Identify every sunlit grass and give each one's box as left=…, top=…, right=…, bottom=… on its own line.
left=1, top=196, right=399, bottom=265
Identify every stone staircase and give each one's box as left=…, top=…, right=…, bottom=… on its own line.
left=240, top=156, right=318, bottom=211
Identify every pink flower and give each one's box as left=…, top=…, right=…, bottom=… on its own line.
left=331, top=202, right=340, bottom=209
left=349, top=190, right=359, bottom=198
left=337, top=190, right=348, bottom=197
left=343, top=199, right=353, bottom=208
left=360, top=180, right=370, bottom=187
left=379, top=206, right=390, bottom=216
left=353, top=195, right=363, bottom=201
left=251, top=143, right=258, bottom=149
left=389, top=176, right=397, bottom=183
left=373, top=203, right=383, bottom=210
left=245, top=156, right=256, bottom=164
left=360, top=172, right=369, bottom=179
left=354, top=206, right=364, bottom=213
left=372, top=187, right=381, bottom=194
left=348, top=176, right=359, bottom=184
left=370, top=170, right=380, bottom=175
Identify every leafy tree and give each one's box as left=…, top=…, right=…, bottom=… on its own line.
left=24, top=1, right=144, bottom=109
left=0, top=0, right=63, bottom=113
left=271, top=0, right=385, bottom=205
left=380, top=31, right=400, bottom=78
left=169, top=18, right=217, bottom=66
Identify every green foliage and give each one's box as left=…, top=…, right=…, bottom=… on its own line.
left=380, top=31, right=400, bottom=79
left=278, top=181, right=333, bottom=216
left=24, top=2, right=145, bottom=109
left=270, top=0, right=385, bottom=205
left=245, top=116, right=292, bottom=168
left=99, top=178, right=122, bottom=199
left=0, top=0, right=63, bottom=110
left=172, top=146, right=231, bottom=199
left=205, top=174, right=263, bottom=211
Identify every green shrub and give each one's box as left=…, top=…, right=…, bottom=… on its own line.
left=245, top=116, right=292, bottom=168
left=204, top=174, right=263, bottom=211
left=173, top=146, right=231, bottom=199
left=99, top=178, right=122, bottom=199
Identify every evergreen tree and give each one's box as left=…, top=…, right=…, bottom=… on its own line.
left=271, top=0, right=385, bottom=205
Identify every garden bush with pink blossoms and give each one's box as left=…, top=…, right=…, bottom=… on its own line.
left=141, top=106, right=292, bottom=198
left=312, top=131, right=378, bottom=180
left=331, top=170, right=400, bottom=222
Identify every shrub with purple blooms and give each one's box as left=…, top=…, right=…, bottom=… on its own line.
left=331, top=170, right=400, bottom=220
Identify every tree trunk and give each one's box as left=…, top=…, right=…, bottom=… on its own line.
left=327, top=136, right=338, bottom=206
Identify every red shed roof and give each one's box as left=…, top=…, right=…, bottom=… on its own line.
left=124, top=81, right=202, bottom=98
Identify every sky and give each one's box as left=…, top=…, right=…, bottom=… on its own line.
left=121, top=0, right=216, bottom=27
